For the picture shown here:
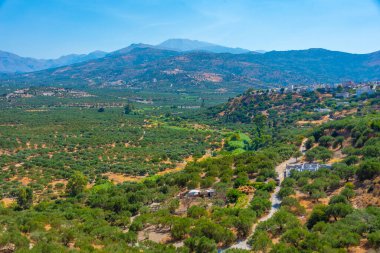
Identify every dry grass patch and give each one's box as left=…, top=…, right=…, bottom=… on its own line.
left=296, top=115, right=331, bottom=126
left=138, top=225, right=172, bottom=243
left=1, top=198, right=15, bottom=207
left=103, top=172, right=145, bottom=184
left=352, top=177, right=380, bottom=208
left=10, top=176, right=33, bottom=186
left=92, top=244, right=104, bottom=250
left=44, top=224, right=52, bottom=231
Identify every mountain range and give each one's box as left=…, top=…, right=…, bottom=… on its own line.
left=0, top=39, right=253, bottom=73
left=0, top=50, right=107, bottom=73
left=1, top=39, right=379, bottom=91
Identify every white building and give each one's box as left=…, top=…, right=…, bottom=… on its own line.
left=285, top=163, right=331, bottom=177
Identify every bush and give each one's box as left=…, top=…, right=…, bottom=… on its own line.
left=278, top=187, right=295, bottom=199
left=305, top=146, right=332, bottom=162
left=187, top=206, right=207, bottom=219
left=281, top=227, right=310, bottom=248
left=307, top=205, right=328, bottom=229
left=66, top=171, right=87, bottom=197
left=356, top=159, right=380, bottom=181
left=190, top=220, right=235, bottom=245
left=361, top=145, right=380, bottom=158
left=326, top=203, right=353, bottom=221
left=333, top=163, right=356, bottom=181
left=329, top=195, right=349, bottom=205
left=250, top=197, right=271, bottom=217
left=343, top=156, right=359, bottom=165
left=249, top=231, right=272, bottom=252
left=340, top=187, right=355, bottom=199
left=16, top=187, right=33, bottom=210
left=184, top=236, right=217, bottom=253
left=227, top=189, right=242, bottom=203
left=281, top=197, right=306, bottom=215
left=305, top=137, right=315, bottom=150
left=171, top=218, right=191, bottom=240
left=167, top=199, right=179, bottom=214
left=318, top=136, right=334, bottom=148
left=281, top=178, right=296, bottom=188
left=368, top=231, right=380, bottom=248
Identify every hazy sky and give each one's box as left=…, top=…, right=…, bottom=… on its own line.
left=1, top=0, right=380, bottom=58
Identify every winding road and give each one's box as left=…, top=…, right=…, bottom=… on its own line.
left=222, top=139, right=307, bottom=251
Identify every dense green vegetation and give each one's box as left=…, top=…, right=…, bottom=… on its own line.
left=0, top=143, right=295, bottom=252
left=0, top=106, right=223, bottom=199
left=246, top=112, right=380, bottom=252
left=0, top=87, right=379, bottom=252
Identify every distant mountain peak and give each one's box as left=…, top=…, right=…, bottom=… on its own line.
left=157, top=38, right=251, bottom=54
left=158, top=38, right=214, bottom=50
left=110, top=43, right=157, bottom=55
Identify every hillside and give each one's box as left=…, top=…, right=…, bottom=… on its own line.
left=210, top=85, right=379, bottom=124
left=249, top=113, right=380, bottom=253
left=1, top=48, right=380, bottom=91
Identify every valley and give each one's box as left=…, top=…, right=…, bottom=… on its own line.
left=1, top=1, right=380, bottom=252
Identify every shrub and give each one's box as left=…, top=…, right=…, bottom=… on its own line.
left=250, top=197, right=271, bottom=217
left=66, top=171, right=87, bottom=197
left=248, top=231, right=272, bottom=252
left=184, top=236, right=217, bottom=253
left=187, top=206, right=207, bottom=219
left=356, top=159, right=380, bottom=181
left=171, top=218, right=192, bottom=240
left=16, top=187, right=33, bottom=210
left=278, top=187, right=295, bottom=199
left=368, top=231, right=380, bottom=248
left=326, top=203, right=353, bottom=221
left=318, top=136, right=334, bottom=148
left=307, top=205, right=328, bottom=229
left=227, top=189, right=242, bottom=203
left=329, top=195, right=349, bottom=205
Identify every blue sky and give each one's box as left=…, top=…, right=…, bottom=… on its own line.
left=0, top=0, right=380, bottom=58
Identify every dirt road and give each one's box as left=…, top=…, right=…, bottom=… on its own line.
left=223, top=139, right=307, bottom=251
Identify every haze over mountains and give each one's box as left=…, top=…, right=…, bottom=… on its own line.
left=1, top=39, right=379, bottom=91
left=157, top=39, right=251, bottom=54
